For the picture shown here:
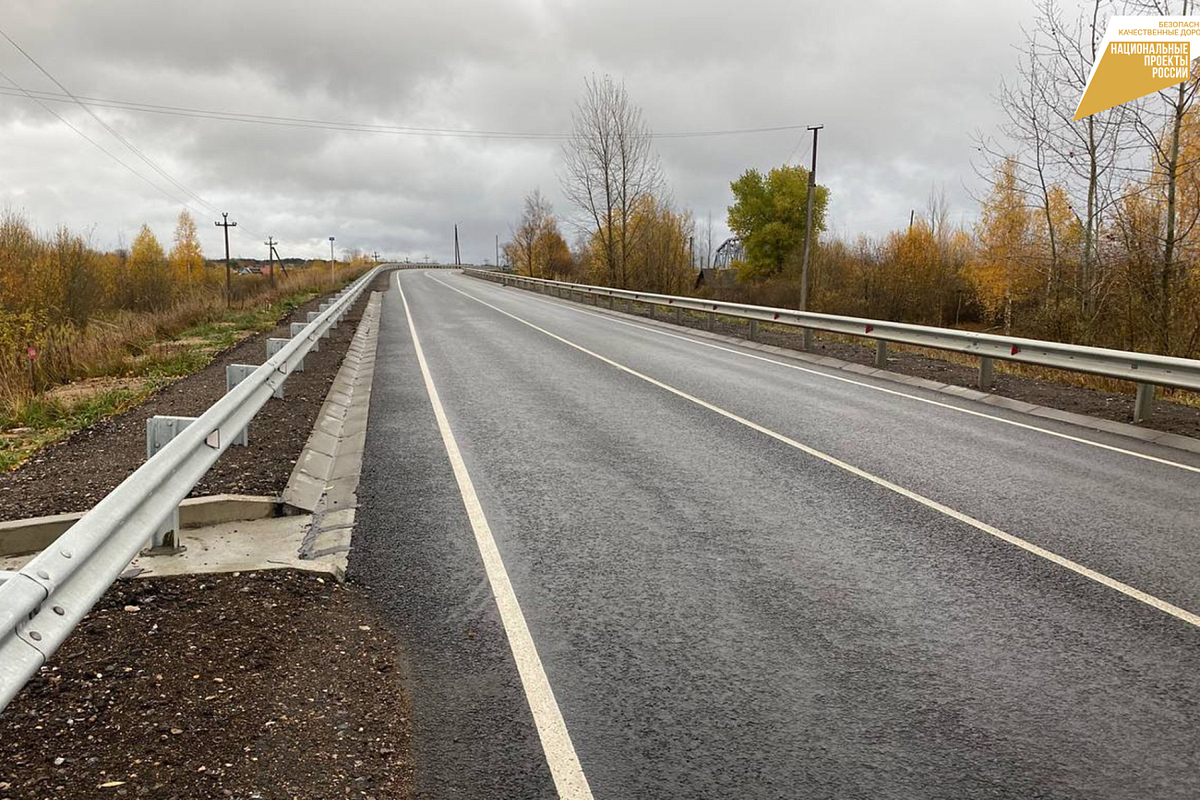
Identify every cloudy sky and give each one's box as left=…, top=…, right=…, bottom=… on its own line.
left=0, top=0, right=1040, bottom=262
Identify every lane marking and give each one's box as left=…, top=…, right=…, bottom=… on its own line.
left=441, top=273, right=1200, bottom=476
left=427, top=273, right=1200, bottom=630
left=396, top=273, right=594, bottom=799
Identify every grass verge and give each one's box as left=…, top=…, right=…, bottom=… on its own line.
left=0, top=278, right=358, bottom=473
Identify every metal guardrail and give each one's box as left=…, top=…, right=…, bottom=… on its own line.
left=463, top=269, right=1200, bottom=422
left=0, top=266, right=384, bottom=712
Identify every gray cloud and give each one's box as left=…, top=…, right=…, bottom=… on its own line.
left=0, top=0, right=1038, bottom=261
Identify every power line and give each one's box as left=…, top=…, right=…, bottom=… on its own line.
left=0, top=82, right=811, bottom=141
left=0, top=67, right=207, bottom=218
left=0, top=25, right=225, bottom=217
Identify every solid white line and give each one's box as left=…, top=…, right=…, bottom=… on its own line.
left=427, top=273, right=1200, bottom=630
left=396, top=273, right=594, bottom=799
left=443, top=273, right=1200, bottom=476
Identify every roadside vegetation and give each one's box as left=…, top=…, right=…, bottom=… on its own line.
left=0, top=209, right=374, bottom=470
left=502, top=0, right=1200, bottom=399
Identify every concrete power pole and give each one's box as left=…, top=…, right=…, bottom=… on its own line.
left=329, top=237, right=336, bottom=284
left=799, top=125, right=823, bottom=349
left=215, top=212, right=237, bottom=306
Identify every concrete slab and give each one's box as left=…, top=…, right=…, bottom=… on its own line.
left=0, top=513, right=346, bottom=581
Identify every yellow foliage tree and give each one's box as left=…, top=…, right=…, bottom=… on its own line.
left=170, top=210, right=204, bottom=283
left=969, top=159, right=1041, bottom=333
left=128, top=225, right=173, bottom=310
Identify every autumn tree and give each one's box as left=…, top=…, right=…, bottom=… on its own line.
left=507, top=190, right=553, bottom=277
left=170, top=210, right=204, bottom=282
left=561, top=75, right=664, bottom=288
left=727, top=164, right=828, bottom=280
left=127, top=225, right=173, bottom=310
left=969, top=160, right=1042, bottom=333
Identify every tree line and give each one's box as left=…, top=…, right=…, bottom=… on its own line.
left=505, top=0, right=1200, bottom=360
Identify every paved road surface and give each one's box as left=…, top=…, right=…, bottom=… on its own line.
left=351, top=269, right=1200, bottom=799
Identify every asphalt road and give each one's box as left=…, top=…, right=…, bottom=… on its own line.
left=351, top=269, right=1200, bottom=799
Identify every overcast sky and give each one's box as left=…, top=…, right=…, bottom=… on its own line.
left=0, top=0, right=1041, bottom=262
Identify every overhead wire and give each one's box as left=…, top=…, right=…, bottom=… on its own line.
left=0, top=26, right=265, bottom=240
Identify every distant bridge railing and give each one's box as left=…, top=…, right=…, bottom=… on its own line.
left=462, top=269, right=1200, bottom=424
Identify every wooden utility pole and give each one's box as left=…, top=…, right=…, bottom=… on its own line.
left=215, top=212, right=237, bottom=306
left=799, top=125, right=822, bottom=315
left=265, top=236, right=278, bottom=287
left=269, top=242, right=288, bottom=277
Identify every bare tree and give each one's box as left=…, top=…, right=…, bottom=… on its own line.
left=507, top=189, right=552, bottom=277
left=1125, top=0, right=1200, bottom=352
left=560, top=74, right=664, bottom=288
left=975, top=0, right=1134, bottom=339
left=702, top=210, right=715, bottom=269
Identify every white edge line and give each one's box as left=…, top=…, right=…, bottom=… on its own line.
left=396, top=272, right=595, bottom=799
left=449, top=272, right=1200, bottom=476
left=427, top=272, right=1200, bottom=631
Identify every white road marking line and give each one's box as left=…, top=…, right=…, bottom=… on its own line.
left=442, top=273, right=1200, bottom=476
left=396, top=273, right=595, bottom=799
left=428, top=273, right=1200, bottom=630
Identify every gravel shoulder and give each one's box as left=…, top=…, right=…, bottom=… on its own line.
left=0, top=271, right=393, bottom=522
left=0, top=570, right=414, bottom=800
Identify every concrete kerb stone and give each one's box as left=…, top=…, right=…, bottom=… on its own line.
left=487, top=278, right=1200, bottom=458
left=282, top=292, right=382, bottom=519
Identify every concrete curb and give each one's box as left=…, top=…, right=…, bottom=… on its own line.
left=282, top=291, right=380, bottom=515
left=280, top=291, right=381, bottom=572
left=0, top=494, right=278, bottom=557
left=488, top=279, right=1200, bottom=458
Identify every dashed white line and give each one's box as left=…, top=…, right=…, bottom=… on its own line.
left=396, top=273, right=595, bottom=799
left=427, top=272, right=1200, bottom=631
left=441, top=272, right=1200, bottom=476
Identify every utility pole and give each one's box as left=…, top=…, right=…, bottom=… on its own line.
left=265, top=236, right=277, bottom=287
left=799, top=125, right=823, bottom=322
left=689, top=235, right=694, bottom=270
left=454, top=225, right=461, bottom=266
left=495, top=234, right=499, bottom=271
left=909, top=209, right=915, bottom=231
left=268, top=242, right=288, bottom=277
left=329, top=236, right=336, bottom=284
left=215, top=212, right=237, bottom=306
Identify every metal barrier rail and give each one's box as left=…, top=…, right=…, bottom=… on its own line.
left=463, top=269, right=1200, bottom=422
left=0, top=266, right=384, bottom=712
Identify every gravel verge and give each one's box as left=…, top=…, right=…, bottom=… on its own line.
left=0, top=271, right=392, bottom=522
left=0, top=570, right=414, bottom=799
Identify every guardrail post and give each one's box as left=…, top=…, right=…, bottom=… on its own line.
left=874, top=340, right=888, bottom=369
left=707, top=311, right=715, bottom=331
left=319, top=302, right=338, bottom=329
left=748, top=319, right=758, bottom=341
left=608, top=295, right=615, bottom=309
left=802, top=328, right=814, bottom=350
left=675, top=307, right=683, bottom=325
left=267, top=337, right=301, bottom=372
left=649, top=303, right=656, bottom=320
left=292, top=322, right=318, bottom=352
left=145, top=415, right=198, bottom=553
left=1133, top=383, right=1156, bottom=423
left=307, top=311, right=330, bottom=339
left=978, top=356, right=994, bottom=390
left=225, top=365, right=259, bottom=440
